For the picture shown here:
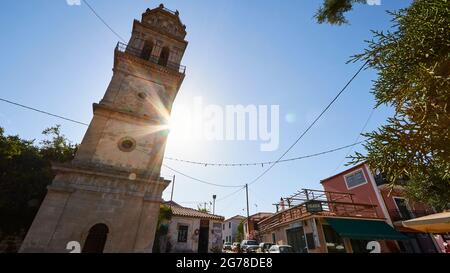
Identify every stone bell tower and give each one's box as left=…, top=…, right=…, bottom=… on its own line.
left=20, top=4, right=188, bottom=253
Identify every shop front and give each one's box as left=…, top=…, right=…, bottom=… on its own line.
left=286, top=226, right=308, bottom=253
left=259, top=215, right=408, bottom=253
left=322, top=218, right=408, bottom=253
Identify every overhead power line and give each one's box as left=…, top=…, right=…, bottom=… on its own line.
left=216, top=186, right=246, bottom=202
left=82, top=0, right=127, bottom=43
left=0, top=98, right=89, bottom=126
left=248, top=60, right=369, bottom=186
left=162, top=163, right=244, bottom=188
left=165, top=186, right=245, bottom=205
left=332, top=107, right=375, bottom=174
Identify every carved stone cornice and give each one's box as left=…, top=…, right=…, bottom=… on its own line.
left=49, top=161, right=170, bottom=198
left=92, top=102, right=165, bottom=126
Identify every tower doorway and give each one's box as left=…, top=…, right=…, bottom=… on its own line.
left=82, top=223, right=109, bottom=253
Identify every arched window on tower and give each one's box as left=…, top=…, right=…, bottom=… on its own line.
left=82, top=223, right=109, bottom=253
left=158, top=46, right=170, bottom=67
left=140, top=41, right=154, bottom=61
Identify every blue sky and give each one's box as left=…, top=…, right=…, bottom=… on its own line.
left=0, top=0, right=411, bottom=218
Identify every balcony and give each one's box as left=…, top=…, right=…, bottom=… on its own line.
left=115, top=42, right=186, bottom=74
left=258, top=189, right=380, bottom=233
left=389, top=208, right=435, bottom=222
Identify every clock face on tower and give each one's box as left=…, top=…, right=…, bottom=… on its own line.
left=90, top=119, right=157, bottom=171
left=118, top=137, right=136, bottom=152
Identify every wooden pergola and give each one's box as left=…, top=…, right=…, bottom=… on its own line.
left=260, top=188, right=381, bottom=233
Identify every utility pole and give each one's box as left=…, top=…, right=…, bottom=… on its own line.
left=212, top=195, right=216, bottom=215
left=245, top=184, right=249, bottom=218
left=245, top=184, right=250, bottom=240
left=170, top=175, right=175, bottom=205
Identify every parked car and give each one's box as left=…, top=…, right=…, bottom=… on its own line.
left=231, top=242, right=241, bottom=253
left=258, top=242, right=274, bottom=253
left=240, top=240, right=259, bottom=253
left=268, top=245, right=295, bottom=253
left=222, top=242, right=232, bottom=251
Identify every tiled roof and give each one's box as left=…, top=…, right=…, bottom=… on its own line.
left=245, top=212, right=274, bottom=222
left=320, top=161, right=367, bottom=183
left=225, top=215, right=246, bottom=222
left=164, top=201, right=224, bottom=221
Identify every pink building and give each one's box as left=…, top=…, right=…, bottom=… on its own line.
left=321, top=162, right=442, bottom=253
left=257, top=188, right=405, bottom=253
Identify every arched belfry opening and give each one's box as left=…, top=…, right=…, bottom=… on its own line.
left=82, top=223, right=109, bottom=253
left=141, top=40, right=154, bottom=60
left=158, top=46, right=170, bottom=67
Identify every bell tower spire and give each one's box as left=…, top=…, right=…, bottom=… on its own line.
left=73, top=3, right=188, bottom=178
left=20, top=4, right=188, bottom=253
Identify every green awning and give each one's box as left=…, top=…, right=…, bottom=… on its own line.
left=326, top=218, right=408, bottom=240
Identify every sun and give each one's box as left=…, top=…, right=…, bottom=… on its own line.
left=166, top=106, right=193, bottom=142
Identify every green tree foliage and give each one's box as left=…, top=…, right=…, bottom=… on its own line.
left=153, top=204, right=173, bottom=253
left=197, top=206, right=210, bottom=214
left=315, top=0, right=366, bottom=25
left=40, top=126, right=78, bottom=162
left=158, top=204, right=173, bottom=225
left=0, top=126, right=77, bottom=241
left=348, top=0, right=450, bottom=210
left=236, top=220, right=244, bottom=242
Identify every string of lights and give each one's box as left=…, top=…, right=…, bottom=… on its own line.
left=0, top=97, right=365, bottom=168
left=164, top=141, right=363, bottom=167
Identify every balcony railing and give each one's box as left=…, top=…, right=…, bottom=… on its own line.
left=156, top=4, right=179, bottom=15
left=258, top=189, right=380, bottom=233
left=259, top=200, right=379, bottom=233
left=115, top=42, right=186, bottom=74
left=389, top=208, right=435, bottom=222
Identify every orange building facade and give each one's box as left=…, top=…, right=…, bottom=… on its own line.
left=321, top=162, right=442, bottom=253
